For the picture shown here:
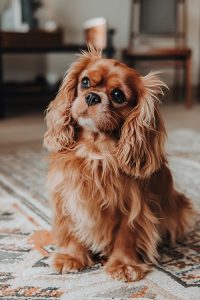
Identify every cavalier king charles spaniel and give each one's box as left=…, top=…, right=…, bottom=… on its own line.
left=44, top=48, right=192, bottom=282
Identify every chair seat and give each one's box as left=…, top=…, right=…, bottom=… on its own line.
left=123, top=47, right=192, bottom=60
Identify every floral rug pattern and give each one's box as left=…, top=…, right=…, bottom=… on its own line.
left=0, top=129, right=200, bottom=300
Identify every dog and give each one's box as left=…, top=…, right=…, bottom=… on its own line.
left=44, top=48, right=192, bottom=282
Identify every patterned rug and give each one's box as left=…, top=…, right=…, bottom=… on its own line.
left=0, top=129, right=200, bottom=300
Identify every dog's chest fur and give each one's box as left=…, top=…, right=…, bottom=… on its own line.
left=50, top=134, right=125, bottom=254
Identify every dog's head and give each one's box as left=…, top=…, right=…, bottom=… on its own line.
left=44, top=48, right=167, bottom=178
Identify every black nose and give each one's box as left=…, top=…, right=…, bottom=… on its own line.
left=85, top=92, right=101, bottom=106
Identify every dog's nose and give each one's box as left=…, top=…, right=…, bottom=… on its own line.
left=85, top=93, right=101, bottom=106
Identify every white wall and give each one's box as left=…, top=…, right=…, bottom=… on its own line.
left=4, top=0, right=200, bottom=86
left=42, top=0, right=130, bottom=46
left=44, top=0, right=131, bottom=80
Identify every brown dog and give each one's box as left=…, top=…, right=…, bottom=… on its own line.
left=44, top=48, right=192, bottom=282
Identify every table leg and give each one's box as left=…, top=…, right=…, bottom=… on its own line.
left=185, top=54, right=192, bottom=108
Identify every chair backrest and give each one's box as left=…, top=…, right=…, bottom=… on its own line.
left=129, top=0, right=187, bottom=49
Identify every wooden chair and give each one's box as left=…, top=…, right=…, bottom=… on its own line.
left=122, top=0, right=192, bottom=107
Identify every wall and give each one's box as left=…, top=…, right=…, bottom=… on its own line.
left=44, top=0, right=131, bottom=80
left=4, top=0, right=200, bottom=86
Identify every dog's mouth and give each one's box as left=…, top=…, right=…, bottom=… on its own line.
left=72, top=98, right=102, bottom=132
left=77, top=116, right=99, bottom=132
left=72, top=96, right=122, bottom=134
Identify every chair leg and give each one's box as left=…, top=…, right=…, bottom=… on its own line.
left=0, top=50, right=5, bottom=119
left=185, top=55, right=192, bottom=108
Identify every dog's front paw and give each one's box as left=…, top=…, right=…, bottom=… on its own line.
left=52, top=253, right=92, bottom=274
left=105, top=261, right=149, bottom=282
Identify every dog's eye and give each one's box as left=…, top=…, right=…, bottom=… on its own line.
left=81, top=77, right=90, bottom=88
left=111, top=88, right=126, bottom=104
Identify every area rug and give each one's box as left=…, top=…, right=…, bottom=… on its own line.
left=0, top=129, right=199, bottom=300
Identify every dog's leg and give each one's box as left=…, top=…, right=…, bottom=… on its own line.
left=105, top=217, right=150, bottom=282
left=150, top=164, right=194, bottom=244
left=51, top=196, right=93, bottom=273
left=52, top=236, right=93, bottom=274
left=162, top=188, right=193, bottom=244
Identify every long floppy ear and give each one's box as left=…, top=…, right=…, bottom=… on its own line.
left=115, top=72, right=167, bottom=179
left=44, top=48, right=102, bottom=152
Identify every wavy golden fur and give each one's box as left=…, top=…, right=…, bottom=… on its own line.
left=44, top=48, right=193, bottom=282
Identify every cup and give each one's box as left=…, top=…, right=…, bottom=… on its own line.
left=83, top=17, right=107, bottom=49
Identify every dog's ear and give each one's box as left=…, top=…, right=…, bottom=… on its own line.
left=115, top=72, right=167, bottom=178
left=43, top=90, right=75, bottom=153
left=44, top=49, right=101, bottom=152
